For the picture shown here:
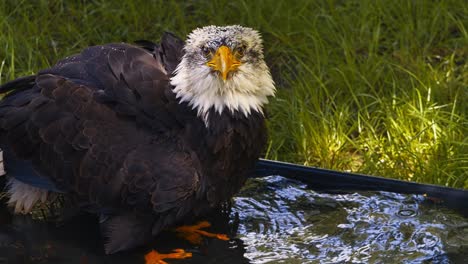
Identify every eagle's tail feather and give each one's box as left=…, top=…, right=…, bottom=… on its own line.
left=100, top=212, right=155, bottom=254
left=6, top=177, right=48, bottom=214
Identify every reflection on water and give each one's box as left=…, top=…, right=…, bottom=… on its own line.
left=233, top=176, right=468, bottom=263
left=0, top=175, right=467, bottom=263
left=0, top=204, right=248, bottom=264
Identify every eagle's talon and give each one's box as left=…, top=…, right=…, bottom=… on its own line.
left=175, top=221, right=230, bottom=245
left=145, top=249, right=192, bottom=264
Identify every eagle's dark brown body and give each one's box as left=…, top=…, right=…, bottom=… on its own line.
left=0, top=33, right=267, bottom=253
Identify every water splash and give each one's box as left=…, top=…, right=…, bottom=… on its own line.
left=232, top=176, right=468, bottom=263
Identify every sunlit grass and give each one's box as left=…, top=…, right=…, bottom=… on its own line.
left=1, top=0, right=467, bottom=188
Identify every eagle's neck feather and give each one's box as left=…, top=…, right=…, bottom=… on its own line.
left=170, top=59, right=275, bottom=126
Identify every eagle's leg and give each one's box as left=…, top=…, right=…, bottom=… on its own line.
left=100, top=212, right=155, bottom=254
left=145, top=249, right=192, bottom=264
left=174, top=221, right=229, bottom=245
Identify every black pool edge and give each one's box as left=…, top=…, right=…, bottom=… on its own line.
left=253, top=159, right=468, bottom=210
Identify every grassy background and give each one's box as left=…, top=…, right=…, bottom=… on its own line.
left=1, top=0, right=467, bottom=188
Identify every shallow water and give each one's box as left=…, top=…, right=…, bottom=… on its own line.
left=0, top=175, right=467, bottom=263
left=233, top=176, right=468, bottom=263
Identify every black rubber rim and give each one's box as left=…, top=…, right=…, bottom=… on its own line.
left=254, top=159, right=468, bottom=212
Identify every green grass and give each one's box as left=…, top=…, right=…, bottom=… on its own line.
left=1, top=0, right=467, bottom=188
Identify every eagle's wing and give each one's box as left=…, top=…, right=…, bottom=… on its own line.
left=0, top=34, right=198, bottom=229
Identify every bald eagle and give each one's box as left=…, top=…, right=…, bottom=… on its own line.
left=0, top=25, right=275, bottom=253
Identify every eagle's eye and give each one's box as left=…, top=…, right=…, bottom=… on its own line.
left=202, top=46, right=213, bottom=58
left=235, top=45, right=246, bottom=57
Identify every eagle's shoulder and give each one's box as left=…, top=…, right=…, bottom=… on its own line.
left=135, top=32, right=185, bottom=74
left=34, top=34, right=189, bottom=132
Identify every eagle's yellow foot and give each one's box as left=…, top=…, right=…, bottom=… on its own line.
left=175, top=221, right=229, bottom=245
left=145, top=249, right=192, bottom=264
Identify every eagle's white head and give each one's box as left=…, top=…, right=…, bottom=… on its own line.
left=170, top=25, right=276, bottom=124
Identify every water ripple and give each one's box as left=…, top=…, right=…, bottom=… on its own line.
left=232, top=176, right=468, bottom=263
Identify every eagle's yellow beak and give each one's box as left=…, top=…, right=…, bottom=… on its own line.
left=206, top=46, right=241, bottom=81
